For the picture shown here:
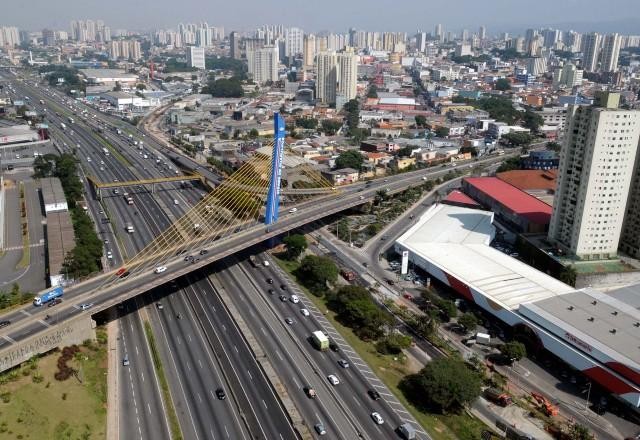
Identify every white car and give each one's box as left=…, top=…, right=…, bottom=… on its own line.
left=327, top=374, right=340, bottom=386
left=300, top=308, right=310, bottom=317
left=173, top=199, right=179, bottom=205
left=288, top=207, right=297, bottom=213
left=370, top=412, right=384, bottom=425
left=106, top=251, right=113, bottom=259
left=154, top=266, right=167, bottom=274
left=290, top=295, right=300, bottom=304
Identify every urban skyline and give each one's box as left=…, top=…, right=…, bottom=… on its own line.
left=2, top=0, right=640, bottom=34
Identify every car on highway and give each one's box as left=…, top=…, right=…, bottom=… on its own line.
left=280, top=284, right=287, bottom=290
left=359, top=195, right=365, bottom=200
left=288, top=207, right=297, bottom=213
left=300, top=308, right=310, bottom=317
left=327, top=374, right=340, bottom=386
left=290, top=295, right=300, bottom=304
left=303, top=385, right=316, bottom=398
left=156, top=302, right=164, bottom=310
left=338, top=359, right=350, bottom=368
left=173, top=199, right=179, bottom=205
left=368, top=389, right=381, bottom=400
left=122, top=354, right=130, bottom=366
left=80, top=303, right=94, bottom=311
left=0, top=321, right=10, bottom=329
left=199, top=249, right=208, bottom=255
left=279, top=295, right=287, bottom=302
left=285, top=317, right=294, bottom=325
left=191, top=257, right=200, bottom=264
left=215, top=388, right=226, bottom=400
left=184, top=255, right=193, bottom=262
left=370, top=412, right=384, bottom=425
left=106, top=251, right=113, bottom=259
left=154, top=266, right=167, bottom=274
left=267, top=289, right=275, bottom=295
left=266, top=278, right=274, bottom=284
left=314, top=423, right=327, bottom=435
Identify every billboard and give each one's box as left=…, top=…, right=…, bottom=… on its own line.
left=264, top=113, right=286, bottom=225
left=401, top=250, right=409, bottom=275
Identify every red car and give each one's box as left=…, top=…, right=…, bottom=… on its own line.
left=116, top=267, right=127, bottom=276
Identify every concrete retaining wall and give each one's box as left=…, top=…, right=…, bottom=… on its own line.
left=576, top=270, right=640, bottom=290
left=0, top=315, right=95, bottom=372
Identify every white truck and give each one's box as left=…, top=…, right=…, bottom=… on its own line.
left=311, top=331, right=329, bottom=351
left=475, top=332, right=491, bottom=345
left=126, top=223, right=135, bottom=233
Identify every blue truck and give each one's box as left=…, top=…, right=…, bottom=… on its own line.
left=33, top=287, right=63, bottom=307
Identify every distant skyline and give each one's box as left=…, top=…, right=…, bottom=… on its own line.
left=3, top=0, right=640, bottom=35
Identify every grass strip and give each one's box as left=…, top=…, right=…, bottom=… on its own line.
left=93, top=135, right=132, bottom=168
left=143, top=321, right=183, bottom=440
left=274, top=256, right=488, bottom=440
left=17, top=182, right=30, bottom=269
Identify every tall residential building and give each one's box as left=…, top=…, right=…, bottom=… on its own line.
left=601, top=33, right=621, bottom=72
left=621, top=155, right=640, bottom=259
left=187, top=46, right=206, bottom=69
left=542, top=28, right=560, bottom=48
left=582, top=32, right=601, bottom=72
left=526, top=56, right=548, bottom=76
left=434, top=24, right=443, bottom=41
left=42, top=29, right=56, bottom=46
left=461, top=29, right=469, bottom=42
left=548, top=93, right=640, bottom=260
left=303, top=34, right=316, bottom=69
left=563, top=30, right=582, bottom=53
left=0, top=26, right=20, bottom=47
left=478, top=26, right=486, bottom=40
left=285, top=27, right=303, bottom=58
left=229, top=31, right=240, bottom=59
left=108, top=39, right=141, bottom=60
left=248, top=45, right=278, bottom=84
left=415, top=31, right=427, bottom=52
left=336, top=49, right=358, bottom=106
left=316, top=51, right=338, bottom=104
left=552, top=62, right=583, bottom=88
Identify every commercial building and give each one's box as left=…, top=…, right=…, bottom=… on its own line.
left=548, top=93, right=640, bottom=260
left=0, top=125, right=41, bottom=147
left=80, top=69, right=138, bottom=87
left=534, top=107, right=568, bottom=132
left=187, top=46, right=206, bottom=69
left=248, top=45, right=279, bottom=84
left=462, top=177, right=552, bottom=233
left=395, top=203, right=640, bottom=408
left=520, top=150, right=559, bottom=170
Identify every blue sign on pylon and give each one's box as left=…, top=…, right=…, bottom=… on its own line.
left=265, top=113, right=285, bottom=225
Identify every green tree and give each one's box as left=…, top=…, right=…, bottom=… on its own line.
left=295, top=118, right=318, bottom=130
left=414, top=115, right=426, bottom=127
left=522, top=110, right=544, bottom=133
left=474, top=96, right=522, bottom=124
left=326, top=285, right=393, bottom=340
left=321, top=119, right=342, bottom=135
left=397, top=146, right=413, bottom=157
left=136, top=83, right=146, bottom=90
left=296, top=255, right=338, bottom=294
left=546, top=141, right=561, bottom=152
left=502, top=132, right=534, bottom=147
left=335, top=150, right=364, bottom=171
left=376, top=333, right=413, bottom=354
left=400, top=357, right=482, bottom=413
left=113, top=82, right=122, bottom=92
left=500, top=341, right=527, bottom=362
left=496, top=156, right=521, bottom=173
left=568, top=424, right=595, bottom=440
left=559, top=265, right=577, bottom=286
left=459, top=146, right=478, bottom=157
left=282, top=234, right=307, bottom=260
left=495, top=78, right=511, bottom=91
left=435, top=126, right=450, bottom=138
left=205, top=77, right=244, bottom=97
left=248, top=128, right=259, bottom=139
left=367, top=84, right=378, bottom=98
left=457, top=313, right=478, bottom=332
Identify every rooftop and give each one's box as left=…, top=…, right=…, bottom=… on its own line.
left=496, top=169, right=558, bottom=191
left=520, top=289, right=640, bottom=368
left=396, top=204, right=574, bottom=311
left=80, top=69, right=137, bottom=79
left=464, top=177, right=552, bottom=225
left=443, top=190, right=482, bottom=207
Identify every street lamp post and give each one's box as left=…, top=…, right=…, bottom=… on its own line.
left=585, top=382, right=592, bottom=412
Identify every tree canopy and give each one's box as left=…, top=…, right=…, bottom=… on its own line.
left=496, top=156, right=521, bottom=173
left=295, top=118, right=318, bottom=130
left=495, top=78, right=511, bottom=91
left=400, top=357, right=482, bottom=413
left=367, top=84, right=378, bottom=98
left=522, top=110, right=544, bottom=132
left=204, top=77, right=244, bottom=98
left=326, top=285, right=393, bottom=340
left=205, top=56, right=247, bottom=79
left=500, top=341, right=527, bottom=362
left=321, top=119, right=342, bottom=135
left=414, top=115, right=426, bottom=127
left=501, top=131, right=534, bottom=147
left=458, top=313, right=478, bottom=332
left=474, top=96, right=522, bottom=125
left=296, top=255, right=338, bottom=294
left=335, top=150, right=364, bottom=171
left=282, top=234, right=307, bottom=260
left=434, top=126, right=450, bottom=138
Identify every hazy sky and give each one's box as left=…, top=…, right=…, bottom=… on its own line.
left=3, top=0, right=640, bottom=34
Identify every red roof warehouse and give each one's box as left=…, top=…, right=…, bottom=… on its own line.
left=461, top=177, right=553, bottom=233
